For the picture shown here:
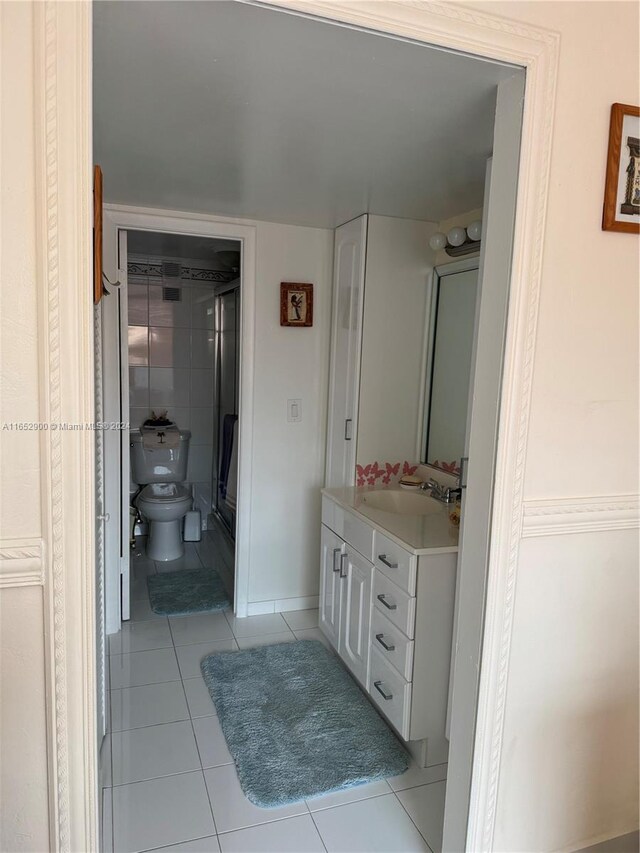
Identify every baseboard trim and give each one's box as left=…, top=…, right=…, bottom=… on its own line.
left=246, top=595, right=320, bottom=617
left=522, top=495, right=640, bottom=537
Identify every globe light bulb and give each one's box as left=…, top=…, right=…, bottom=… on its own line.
left=447, top=226, right=467, bottom=247
left=467, top=220, right=482, bottom=241
left=429, top=232, right=447, bottom=251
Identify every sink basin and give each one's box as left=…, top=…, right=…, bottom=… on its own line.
left=359, top=489, right=443, bottom=516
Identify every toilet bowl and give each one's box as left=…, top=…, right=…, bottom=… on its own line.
left=136, top=483, right=192, bottom=561
left=130, top=425, right=192, bottom=562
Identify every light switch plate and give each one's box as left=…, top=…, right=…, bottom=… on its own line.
left=287, top=399, right=302, bottom=423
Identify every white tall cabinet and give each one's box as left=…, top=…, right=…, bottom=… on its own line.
left=324, top=215, right=368, bottom=488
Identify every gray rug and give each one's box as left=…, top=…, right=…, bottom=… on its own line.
left=147, top=568, right=230, bottom=616
left=200, top=640, right=409, bottom=807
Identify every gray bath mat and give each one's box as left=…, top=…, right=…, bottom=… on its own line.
left=200, top=640, right=408, bottom=807
left=147, top=568, right=230, bottom=615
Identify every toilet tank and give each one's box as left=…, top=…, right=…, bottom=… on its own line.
left=130, top=428, right=191, bottom=484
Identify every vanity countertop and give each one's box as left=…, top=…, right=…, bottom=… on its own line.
left=322, top=487, right=459, bottom=556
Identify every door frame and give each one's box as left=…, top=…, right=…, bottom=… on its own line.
left=103, top=204, right=257, bottom=621
left=43, top=1, right=558, bottom=849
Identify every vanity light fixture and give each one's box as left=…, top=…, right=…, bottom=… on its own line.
left=429, top=220, right=482, bottom=257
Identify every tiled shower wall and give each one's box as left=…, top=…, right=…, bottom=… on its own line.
left=127, top=257, right=216, bottom=510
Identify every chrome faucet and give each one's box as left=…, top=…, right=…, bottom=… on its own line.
left=421, top=478, right=461, bottom=504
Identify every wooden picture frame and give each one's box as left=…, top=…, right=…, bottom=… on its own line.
left=93, top=164, right=104, bottom=303
left=602, top=103, right=640, bottom=233
left=280, top=282, right=313, bottom=327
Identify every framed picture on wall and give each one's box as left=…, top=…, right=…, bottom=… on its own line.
left=602, top=103, right=640, bottom=233
left=280, top=282, right=313, bottom=327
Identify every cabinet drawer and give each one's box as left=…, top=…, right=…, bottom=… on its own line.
left=370, top=608, right=414, bottom=681
left=369, top=647, right=412, bottom=740
left=334, top=505, right=374, bottom=562
left=373, top=530, right=417, bottom=595
left=373, top=571, right=416, bottom=638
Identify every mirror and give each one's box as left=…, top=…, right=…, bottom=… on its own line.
left=355, top=214, right=479, bottom=485
left=423, top=262, right=479, bottom=472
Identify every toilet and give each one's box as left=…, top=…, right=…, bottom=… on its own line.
left=130, top=425, right=192, bottom=561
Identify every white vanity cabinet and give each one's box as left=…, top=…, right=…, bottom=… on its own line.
left=319, top=515, right=374, bottom=689
left=319, top=493, right=457, bottom=760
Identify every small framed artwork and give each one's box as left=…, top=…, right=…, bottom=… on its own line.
left=280, top=282, right=313, bottom=327
left=602, top=103, right=640, bottom=233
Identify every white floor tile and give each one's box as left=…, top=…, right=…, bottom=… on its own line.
left=132, top=574, right=153, bottom=602
left=387, top=761, right=447, bottom=792
left=183, top=677, right=217, bottom=718
left=131, top=552, right=156, bottom=577
left=306, top=779, right=392, bottom=812
left=130, top=597, right=168, bottom=622
left=156, top=544, right=204, bottom=572
left=235, top=631, right=296, bottom=650
left=203, top=765, right=308, bottom=834
left=112, top=720, right=201, bottom=785
left=110, top=648, right=180, bottom=689
left=176, top=639, right=238, bottom=679
left=143, top=838, right=221, bottom=852
left=219, top=814, right=325, bottom=853
left=193, top=715, right=233, bottom=769
left=110, top=681, right=189, bottom=732
left=293, top=628, right=332, bottom=650
left=281, top=609, right=319, bottom=631
left=109, top=619, right=173, bottom=655
left=112, top=771, right=216, bottom=853
left=170, top=612, right=234, bottom=646
left=102, top=786, right=113, bottom=853
left=396, top=781, right=446, bottom=853
left=225, top=613, right=288, bottom=638
left=311, top=793, right=430, bottom=853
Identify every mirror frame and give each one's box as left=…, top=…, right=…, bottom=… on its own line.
left=421, top=256, right=480, bottom=472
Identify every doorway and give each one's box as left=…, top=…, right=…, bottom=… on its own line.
left=92, top=3, right=524, bottom=848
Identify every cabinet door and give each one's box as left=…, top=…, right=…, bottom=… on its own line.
left=339, top=548, right=374, bottom=687
left=325, top=215, right=368, bottom=488
left=319, top=525, right=344, bottom=650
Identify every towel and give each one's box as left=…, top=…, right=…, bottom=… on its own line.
left=142, top=426, right=180, bottom=450
left=219, top=414, right=238, bottom=498
left=225, top=419, right=238, bottom=512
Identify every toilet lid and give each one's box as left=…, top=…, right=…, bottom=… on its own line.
left=139, top=483, right=191, bottom=504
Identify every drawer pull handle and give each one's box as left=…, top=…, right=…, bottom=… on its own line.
left=373, top=680, right=393, bottom=701
left=378, top=554, right=398, bottom=569
left=339, top=552, right=348, bottom=579
left=332, top=547, right=341, bottom=573
left=377, top=593, right=397, bottom=610
left=375, top=633, right=395, bottom=652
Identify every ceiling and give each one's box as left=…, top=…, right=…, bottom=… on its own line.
left=127, top=230, right=240, bottom=264
left=94, top=1, right=516, bottom=229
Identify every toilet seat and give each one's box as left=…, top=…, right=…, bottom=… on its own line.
left=139, top=483, right=191, bottom=504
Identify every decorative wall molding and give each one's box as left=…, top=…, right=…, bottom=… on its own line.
left=0, top=538, right=45, bottom=588
left=34, top=2, right=96, bottom=851
left=522, top=495, right=640, bottom=537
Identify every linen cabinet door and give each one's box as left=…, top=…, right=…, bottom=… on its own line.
left=319, top=524, right=344, bottom=651
left=339, top=549, right=374, bottom=687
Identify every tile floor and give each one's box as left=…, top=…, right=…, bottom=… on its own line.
left=101, top=539, right=447, bottom=853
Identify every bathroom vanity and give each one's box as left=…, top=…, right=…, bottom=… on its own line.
left=319, top=488, right=458, bottom=763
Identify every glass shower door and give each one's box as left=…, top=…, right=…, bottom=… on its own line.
left=214, top=287, right=239, bottom=535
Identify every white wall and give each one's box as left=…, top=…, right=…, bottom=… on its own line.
left=477, top=2, right=640, bottom=849
left=248, top=221, right=333, bottom=607
left=357, top=215, right=437, bottom=467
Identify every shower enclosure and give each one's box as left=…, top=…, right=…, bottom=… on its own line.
left=212, top=283, right=240, bottom=537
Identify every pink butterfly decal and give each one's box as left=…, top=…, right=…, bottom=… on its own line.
left=402, top=461, right=418, bottom=476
